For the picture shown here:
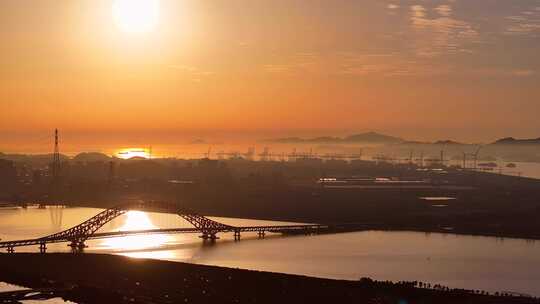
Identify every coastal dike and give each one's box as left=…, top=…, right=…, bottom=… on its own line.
left=0, top=253, right=538, bottom=304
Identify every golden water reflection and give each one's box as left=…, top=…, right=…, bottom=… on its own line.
left=2, top=208, right=540, bottom=296
left=101, top=211, right=171, bottom=251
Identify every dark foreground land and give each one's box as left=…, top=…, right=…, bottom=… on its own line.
left=0, top=253, right=538, bottom=304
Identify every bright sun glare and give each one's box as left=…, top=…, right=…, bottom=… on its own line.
left=112, top=0, right=160, bottom=34
left=102, top=211, right=170, bottom=250
left=117, top=148, right=150, bottom=159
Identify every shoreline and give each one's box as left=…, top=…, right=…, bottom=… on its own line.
left=203, top=214, right=540, bottom=241
left=1, top=253, right=538, bottom=304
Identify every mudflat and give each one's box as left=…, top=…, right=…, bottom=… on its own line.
left=0, top=253, right=537, bottom=304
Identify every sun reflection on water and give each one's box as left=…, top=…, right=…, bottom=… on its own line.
left=101, top=211, right=171, bottom=251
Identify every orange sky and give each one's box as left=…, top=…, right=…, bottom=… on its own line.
left=1, top=0, right=540, bottom=152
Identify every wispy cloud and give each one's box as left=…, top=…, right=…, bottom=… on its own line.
left=409, top=3, right=479, bottom=57
left=504, top=12, right=540, bottom=36
left=168, top=65, right=216, bottom=82
left=434, top=5, right=452, bottom=17
left=511, top=69, right=535, bottom=77
left=263, top=1, right=540, bottom=79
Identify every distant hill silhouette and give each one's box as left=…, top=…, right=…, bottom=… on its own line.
left=0, top=153, right=69, bottom=163
left=270, top=137, right=306, bottom=143
left=492, top=137, right=540, bottom=145
left=400, top=139, right=464, bottom=145
left=433, top=140, right=464, bottom=145
left=343, top=132, right=403, bottom=143
left=267, top=132, right=403, bottom=144
left=400, top=140, right=428, bottom=145
left=73, top=152, right=111, bottom=162
left=126, top=156, right=149, bottom=161
left=189, top=139, right=208, bottom=145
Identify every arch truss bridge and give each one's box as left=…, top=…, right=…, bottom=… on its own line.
left=0, top=201, right=326, bottom=253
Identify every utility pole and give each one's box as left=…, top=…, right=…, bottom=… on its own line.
left=51, top=129, right=61, bottom=203
left=440, top=142, right=447, bottom=167
left=440, top=150, right=444, bottom=166
left=473, top=145, right=483, bottom=171
left=52, top=129, right=60, bottom=183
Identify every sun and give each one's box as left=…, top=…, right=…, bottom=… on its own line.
left=112, top=0, right=160, bottom=34
left=116, top=148, right=151, bottom=159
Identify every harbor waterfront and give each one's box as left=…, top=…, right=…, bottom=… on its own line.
left=1, top=206, right=540, bottom=297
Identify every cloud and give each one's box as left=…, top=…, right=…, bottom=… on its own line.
left=168, top=65, right=215, bottom=82
left=435, top=5, right=452, bottom=17
left=512, top=69, right=535, bottom=77
left=410, top=5, right=426, bottom=19
left=263, top=2, right=540, bottom=79
left=335, top=52, right=456, bottom=78
left=263, top=52, right=321, bottom=74
left=453, top=68, right=537, bottom=78
left=409, top=4, right=479, bottom=57
left=504, top=12, right=540, bottom=36
left=263, top=64, right=294, bottom=73
left=263, top=50, right=538, bottom=79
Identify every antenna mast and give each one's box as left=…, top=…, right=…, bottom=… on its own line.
left=52, top=129, right=60, bottom=182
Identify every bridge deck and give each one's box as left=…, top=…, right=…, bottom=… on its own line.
left=0, top=201, right=330, bottom=251
left=0, top=224, right=328, bottom=249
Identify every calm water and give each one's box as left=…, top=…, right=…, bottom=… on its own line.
left=1, top=207, right=540, bottom=296
left=502, top=161, right=540, bottom=179
left=447, top=160, right=540, bottom=179
left=0, top=282, right=75, bottom=303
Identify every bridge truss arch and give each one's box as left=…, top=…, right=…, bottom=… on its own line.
left=0, top=201, right=235, bottom=252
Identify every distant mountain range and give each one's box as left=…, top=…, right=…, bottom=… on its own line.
left=492, top=137, right=540, bottom=145
left=401, top=139, right=465, bottom=146
left=266, top=132, right=404, bottom=144
left=266, top=132, right=540, bottom=146
left=72, top=152, right=112, bottom=162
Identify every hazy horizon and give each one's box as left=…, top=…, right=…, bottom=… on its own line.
left=1, top=128, right=539, bottom=156
left=1, top=130, right=538, bottom=159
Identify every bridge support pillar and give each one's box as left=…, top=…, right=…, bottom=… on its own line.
left=78, top=242, right=87, bottom=251
left=258, top=231, right=265, bottom=239
left=68, top=241, right=87, bottom=253
left=39, top=243, right=47, bottom=254
left=234, top=230, right=241, bottom=241
left=7, top=246, right=14, bottom=254
left=200, top=233, right=218, bottom=241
